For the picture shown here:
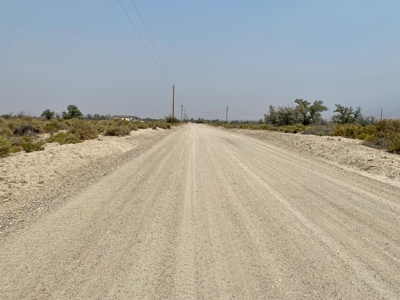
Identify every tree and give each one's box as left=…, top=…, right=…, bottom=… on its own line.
left=264, top=105, right=277, bottom=125
left=331, top=104, right=361, bottom=124
left=294, top=99, right=328, bottom=125
left=265, top=100, right=328, bottom=126
left=165, top=114, right=180, bottom=124
left=41, top=109, right=55, bottom=120
left=62, top=105, right=83, bottom=119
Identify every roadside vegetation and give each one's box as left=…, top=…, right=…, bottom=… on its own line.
left=0, top=105, right=173, bottom=157
left=209, top=99, right=400, bottom=154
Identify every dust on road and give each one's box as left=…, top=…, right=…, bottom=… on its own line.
left=1, top=124, right=399, bottom=299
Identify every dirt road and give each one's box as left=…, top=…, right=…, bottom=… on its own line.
left=1, top=124, right=400, bottom=299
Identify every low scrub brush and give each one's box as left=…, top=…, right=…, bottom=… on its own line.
left=47, top=132, right=82, bottom=145
left=22, top=141, right=44, bottom=153
left=68, top=119, right=98, bottom=140
left=103, top=125, right=132, bottom=136
left=43, top=119, right=67, bottom=133
left=303, top=124, right=336, bottom=136
left=388, top=137, right=400, bottom=154
left=0, top=136, right=12, bottom=157
left=9, top=117, right=43, bottom=136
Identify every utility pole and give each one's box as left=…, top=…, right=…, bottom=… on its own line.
left=172, top=84, right=175, bottom=125
left=181, top=104, right=183, bottom=123
left=381, top=109, right=383, bottom=121
left=226, top=106, right=229, bottom=123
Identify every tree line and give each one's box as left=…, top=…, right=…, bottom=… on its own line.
left=264, top=99, right=376, bottom=126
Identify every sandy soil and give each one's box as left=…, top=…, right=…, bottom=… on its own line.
left=0, top=128, right=174, bottom=235
left=231, top=128, right=400, bottom=185
left=1, top=124, right=400, bottom=299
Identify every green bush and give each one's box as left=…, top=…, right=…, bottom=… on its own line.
left=303, top=124, right=336, bottom=136
left=281, top=124, right=306, bottom=134
left=47, top=132, right=82, bottom=145
left=388, top=138, right=400, bottom=154
left=10, top=145, right=22, bottom=153
left=133, top=120, right=149, bottom=129
left=152, top=121, right=170, bottom=129
left=22, top=141, right=44, bottom=153
left=43, top=119, right=67, bottom=133
left=0, top=136, right=12, bottom=157
left=103, top=125, right=133, bottom=136
left=9, top=117, right=43, bottom=136
left=67, top=119, right=98, bottom=140
left=0, top=124, right=13, bottom=137
left=333, top=123, right=364, bottom=138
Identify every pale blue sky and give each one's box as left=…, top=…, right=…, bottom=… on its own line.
left=1, top=0, right=399, bottom=120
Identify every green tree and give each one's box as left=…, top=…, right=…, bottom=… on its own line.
left=165, top=115, right=180, bottom=124
left=41, top=109, right=55, bottom=120
left=264, top=105, right=277, bottom=125
left=332, top=104, right=362, bottom=124
left=294, top=99, right=328, bottom=125
left=62, top=105, right=83, bottom=119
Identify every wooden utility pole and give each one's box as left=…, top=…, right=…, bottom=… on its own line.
left=172, top=84, right=175, bottom=125
left=181, top=104, right=183, bottom=123
left=381, top=109, right=383, bottom=121
left=226, top=106, right=229, bottom=123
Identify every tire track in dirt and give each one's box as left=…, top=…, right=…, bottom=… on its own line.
left=174, top=125, right=197, bottom=299
left=213, top=127, right=400, bottom=298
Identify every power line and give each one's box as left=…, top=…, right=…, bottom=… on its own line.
left=117, top=0, right=172, bottom=87
left=130, top=0, right=174, bottom=84
left=185, top=110, right=226, bottom=114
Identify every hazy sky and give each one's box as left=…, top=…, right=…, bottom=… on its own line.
left=1, top=0, right=400, bottom=120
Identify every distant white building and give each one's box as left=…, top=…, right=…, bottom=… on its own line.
left=112, top=115, right=139, bottom=121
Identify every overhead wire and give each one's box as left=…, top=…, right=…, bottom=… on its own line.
left=117, top=0, right=172, bottom=87
left=130, top=0, right=174, bottom=84
left=184, top=110, right=225, bottom=114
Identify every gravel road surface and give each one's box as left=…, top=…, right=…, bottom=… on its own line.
left=1, top=124, right=400, bottom=299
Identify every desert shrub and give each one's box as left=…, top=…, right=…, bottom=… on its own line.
left=47, top=132, right=82, bottom=145
left=22, top=141, right=44, bottom=153
left=43, top=119, right=67, bottom=133
left=13, top=123, right=38, bottom=136
left=95, top=119, right=140, bottom=136
left=5, top=116, right=43, bottom=136
left=103, top=125, right=132, bottom=136
left=62, top=133, right=82, bottom=144
left=374, top=119, right=400, bottom=134
left=363, top=124, right=377, bottom=135
left=0, top=136, right=12, bottom=157
left=0, top=125, right=13, bottom=137
left=303, top=124, right=336, bottom=136
left=10, top=145, right=22, bottom=153
left=281, top=124, right=306, bottom=134
left=133, top=120, right=149, bottom=129
left=94, top=120, right=110, bottom=134
left=334, top=123, right=364, bottom=138
left=8, top=136, right=31, bottom=146
left=155, top=121, right=171, bottom=129
left=67, top=119, right=98, bottom=140
left=388, top=138, right=400, bottom=154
